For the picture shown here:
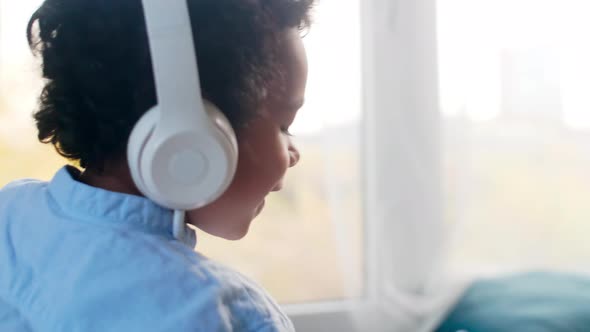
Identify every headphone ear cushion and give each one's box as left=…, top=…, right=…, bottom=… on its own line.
left=203, top=99, right=238, bottom=161
left=127, top=107, right=160, bottom=197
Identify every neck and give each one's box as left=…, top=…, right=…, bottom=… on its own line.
left=78, top=162, right=143, bottom=197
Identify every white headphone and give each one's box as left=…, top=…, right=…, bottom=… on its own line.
left=128, top=0, right=238, bottom=238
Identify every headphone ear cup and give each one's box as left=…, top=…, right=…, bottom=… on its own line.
left=127, top=102, right=238, bottom=210
left=127, top=107, right=160, bottom=197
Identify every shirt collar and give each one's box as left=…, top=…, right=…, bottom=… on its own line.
left=47, top=165, right=196, bottom=248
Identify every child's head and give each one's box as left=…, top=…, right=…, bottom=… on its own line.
left=27, top=0, right=313, bottom=240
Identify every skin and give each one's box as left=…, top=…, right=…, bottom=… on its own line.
left=79, top=28, right=307, bottom=241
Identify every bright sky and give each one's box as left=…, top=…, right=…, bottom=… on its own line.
left=437, top=0, right=590, bottom=128
left=2, top=0, right=590, bottom=139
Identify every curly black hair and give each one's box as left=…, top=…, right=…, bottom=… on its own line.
left=26, top=0, right=313, bottom=171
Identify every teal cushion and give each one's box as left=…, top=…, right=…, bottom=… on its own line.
left=436, top=272, right=590, bottom=332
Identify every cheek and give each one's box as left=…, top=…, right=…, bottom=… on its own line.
left=239, top=134, right=291, bottom=183
left=275, top=147, right=291, bottom=176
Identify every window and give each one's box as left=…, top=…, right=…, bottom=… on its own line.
left=0, top=1, right=64, bottom=184
left=438, top=0, right=590, bottom=276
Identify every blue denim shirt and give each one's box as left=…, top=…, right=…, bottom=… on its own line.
left=0, top=166, right=294, bottom=332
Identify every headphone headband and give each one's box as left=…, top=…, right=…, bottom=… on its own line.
left=141, top=0, right=207, bottom=127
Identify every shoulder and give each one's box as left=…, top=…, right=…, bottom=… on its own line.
left=0, top=178, right=46, bottom=219
left=39, top=239, right=293, bottom=332
left=0, top=178, right=44, bottom=199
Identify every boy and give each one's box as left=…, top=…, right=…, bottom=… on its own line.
left=0, top=0, right=312, bottom=330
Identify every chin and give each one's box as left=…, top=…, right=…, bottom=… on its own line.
left=224, top=232, right=248, bottom=241
left=205, top=218, right=253, bottom=241
left=220, top=225, right=250, bottom=241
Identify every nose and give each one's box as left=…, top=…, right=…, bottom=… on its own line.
left=289, top=143, right=300, bottom=168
